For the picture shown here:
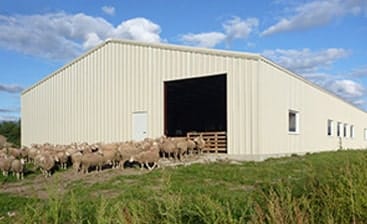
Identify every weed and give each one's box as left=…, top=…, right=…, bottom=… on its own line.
left=3, top=149, right=367, bottom=223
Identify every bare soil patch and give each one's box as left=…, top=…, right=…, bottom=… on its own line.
left=0, top=167, right=148, bottom=199
left=0, top=155, right=217, bottom=199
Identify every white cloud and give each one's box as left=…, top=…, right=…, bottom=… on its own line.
left=302, top=72, right=336, bottom=86
left=180, top=32, right=226, bottom=48
left=301, top=73, right=365, bottom=106
left=180, top=16, right=258, bottom=48
left=0, top=13, right=161, bottom=60
left=328, top=79, right=365, bottom=99
left=262, top=0, right=367, bottom=36
left=262, top=47, right=366, bottom=107
left=0, top=83, right=24, bottom=93
left=262, top=48, right=349, bottom=73
left=350, top=66, right=367, bottom=77
left=102, top=6, right=115, bottom=16
left=223, top=17, right=259, bottom=41
left=352, top=99, right=365, bottom=106
left=83, top=32, right=103, bottom=50
left=113, top=17, right=161, bottom=43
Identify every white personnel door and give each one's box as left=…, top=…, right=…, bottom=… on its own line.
left=133, top=112, right=148, bottom=141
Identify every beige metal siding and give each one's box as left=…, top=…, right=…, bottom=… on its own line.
left=258, top=59, right=367, bottom=154
left=22, top=39, right=367, bottom=155
left=21, top=40, right=260, bottom=155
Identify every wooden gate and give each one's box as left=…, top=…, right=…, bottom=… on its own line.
left=187, top=131, right=227, bottom=153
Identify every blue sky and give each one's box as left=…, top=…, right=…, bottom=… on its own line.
left=1, top=0, right=367, bottom=121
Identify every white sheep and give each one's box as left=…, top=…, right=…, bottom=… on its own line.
left=71, top=151, right=83, bottom=173
left=173, top=138, right=189, bottom=160
left=186, top=138, right=196, bottom=156
left=38, top=154, right=59, bottom=177
left=130, top=142, right=160, bottom=170
left=10, top=159, right=25, bottom=180
left=55, top=150, right=70, bottom=169
left=80, top=151, right=104, bottom=174
left=194, top=134, right=206, bottom=154
left=117, top=143, right=141, bottom=169
left=0, top=156, right=14, bottom=176
left=98, top=143, right=120, bottom=169
left=159, top=137, right=177, bottom=160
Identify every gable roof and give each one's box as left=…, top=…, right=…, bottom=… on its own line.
left=21, top=39, right=366, bottom=114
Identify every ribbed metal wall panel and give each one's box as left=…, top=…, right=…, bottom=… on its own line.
left=22, top=40, right=260, bottom=155
left=21, top=39, right=367, bottom=156
left=258, top=60, right=367, bottom=153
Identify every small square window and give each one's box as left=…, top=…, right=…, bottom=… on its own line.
left=327, top=120, right=333, bottom=136
left=288, top=110, right=299, bottom=133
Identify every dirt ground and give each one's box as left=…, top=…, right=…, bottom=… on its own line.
left=0, top=155, right=225, bottom=199
left=0, top=166, right=147, bottom=199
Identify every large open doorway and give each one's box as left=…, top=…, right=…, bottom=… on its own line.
left=164, top=74, right=227, bottom=137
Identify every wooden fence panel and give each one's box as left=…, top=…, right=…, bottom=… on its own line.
left=187, top=131, right=227, bottom=153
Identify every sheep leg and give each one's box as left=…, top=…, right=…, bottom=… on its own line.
left=83, top=165, right=88, bottom=174
left=119, top=160, right=125, bottom=170
left=147, top=162, right=156, bottom=171
left=16, top=173, right=20, bottom=180
left=151, top=162, right=157, bottom=170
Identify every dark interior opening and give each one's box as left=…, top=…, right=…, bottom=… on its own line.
left=164, top=74, right=227, bottom=137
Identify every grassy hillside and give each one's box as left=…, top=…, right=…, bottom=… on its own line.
left=1, top=150, right=367, bottom=223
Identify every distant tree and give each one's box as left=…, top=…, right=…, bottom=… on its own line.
left=0, top=120, right=21, bottom=147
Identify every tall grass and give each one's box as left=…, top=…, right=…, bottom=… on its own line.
left=5, top=150, right=367, bottom=223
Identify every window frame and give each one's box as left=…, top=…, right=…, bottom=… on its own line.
left=288, top=110, right=299, bottom=134
left=337, top=122, right=342, bottom=137
left=350, top=125, right=354, bottom=138
left=327, top=119, right=333, bottom=136
left=343, top=123, right=348, bottom=138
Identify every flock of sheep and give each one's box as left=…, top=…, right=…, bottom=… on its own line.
left=0, top=135, right=206, bottom=180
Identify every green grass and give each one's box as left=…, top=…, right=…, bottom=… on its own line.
left=1, top=149, right=367, bottom=223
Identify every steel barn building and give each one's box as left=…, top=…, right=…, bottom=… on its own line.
left=21, top=39, right=367, bottom=159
